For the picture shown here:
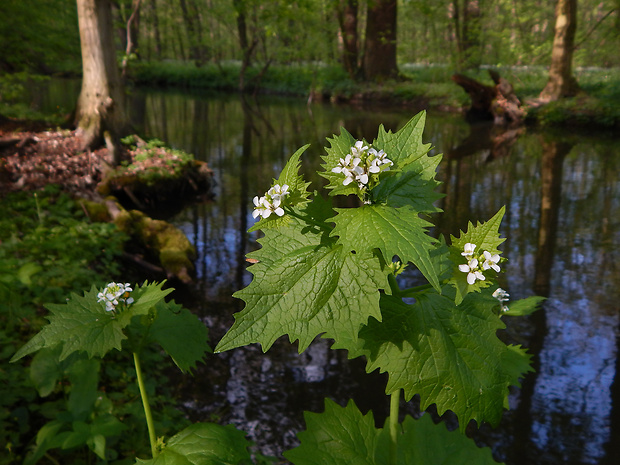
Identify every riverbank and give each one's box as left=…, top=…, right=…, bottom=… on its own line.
left=2, top=63, right=620, bottom=130
left=130, top=61, right=620, bottom=129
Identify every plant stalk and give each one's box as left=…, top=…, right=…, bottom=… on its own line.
left=133, top=351, right=159, bottom=458
left=389, top=389, right=401, bottom=465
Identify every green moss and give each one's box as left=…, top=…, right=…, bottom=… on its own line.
left=111, top=205, right=196, bottom=284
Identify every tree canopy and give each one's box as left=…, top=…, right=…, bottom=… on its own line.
left=1, top=0, right=618, bottom=77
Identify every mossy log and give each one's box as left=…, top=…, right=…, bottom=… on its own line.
left=83, top=198, right=196, bottom=284
left=98, top=159, right=213, bottom=219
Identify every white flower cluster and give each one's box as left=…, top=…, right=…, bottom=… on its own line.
left=252, top=183, right=290, bottom=219
left=458, top=242, right=501, bottom=285
left=493, top=287, right=510, bottom=312
left=97, top=282, right=134, bottom=312
left=331, top=141, right=393, bottom=190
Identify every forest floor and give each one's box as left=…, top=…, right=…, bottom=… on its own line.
left=0, top=117, right=204, bottom=200
left=0, top=120, right=107, bottom=198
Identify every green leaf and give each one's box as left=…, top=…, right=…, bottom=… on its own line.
left=330, top=204, right=440, bottom=291
left=501, top=344, right=534, bottom=395
left=146, top=300, right=211, bottom=373
left=215, top=200, right=388, bottom=354
left=275, top=144, right=312, bottom=206
left=17, top=262, right=42, bottom=285
left=284, top=399, right=501, bottom=465
left=370, top=152, right=443, bottom=213
left=10, top=285, right=128, bottom=362
left=376, top=414, right=501, bottom=464
left=29, top=345, right=67, bottom=397
left=24, top=420, right=66, bottom=465
left=374, top=111, right=431, bottom=167
left=66, top=357, right=100, bottom=421
left=10, top=282, right=174, bottom=362
left=448, top=207, right=506, bottom=304
left=130, top=281, right=175, bottom=317
left=284, top=399, right=381, bottom=465
left=359, top=290, right=529, bottom=430
left=502, top=296, right=545, bottom=317
left=135, top=423, right=252, bottom=465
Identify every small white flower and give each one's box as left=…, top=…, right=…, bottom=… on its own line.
left=492, top=288, right=510, bottom=302
left=97, top=282, right=134, bottom=312
left=459, top=258, right=485, bottom=285
left=252, top=196, right=269, bottom=218
left=353, top=165, right=369, bottom=185
left=482, top=250, right=501, bottom=272
left=461, top=243, right=476, bottom=257
left=369, top=148, right=392, bottom=168
left=351, top=140, right=368, bottom=157
left=368, top=159, right=381, bottom=174
left=342, top=171, right=356, bottom=185
left=268, top=184, right=290, bottom=202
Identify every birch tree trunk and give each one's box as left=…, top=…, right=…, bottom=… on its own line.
left=74, top=0, right=130, bottom=166
left=539, top=0, right=581, bottom=101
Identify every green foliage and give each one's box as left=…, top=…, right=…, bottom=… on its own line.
left=11, top=281, right=210, bottom=372
left=0, top=0, right=80, bottom=74
left=117, top=136, right=199, bottom=186
left=10, top=281, right=212, bottom=464
left=358, top=290, right=533, bottom=429
left=0, top=186, right=126, bottom=315
left=0, top=72, right=67, bottom=123
left=135, top=423, right=253, bottom=465
left=216, top=112, right=542, bottom=460
left=284, top=399, right=501, bottom=465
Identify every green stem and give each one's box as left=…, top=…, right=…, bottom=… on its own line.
left=389, top=389, right=401, bottom=465
left=133, top=352, right=159, bottom=458
left=284, top=207, right=331, bottom=232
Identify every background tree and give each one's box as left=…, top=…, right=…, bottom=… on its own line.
left=364, top=0, right=398, bottom=80
left=539, top=0, right=581, bottom=101
left=335, top=0, right=360, bottom=79
left=74, top=0, right=130, bottom=165
left=450, top=0, right=483, bottom=70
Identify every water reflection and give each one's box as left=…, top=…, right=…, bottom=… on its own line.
left=35, top=82, right=620, bottom=464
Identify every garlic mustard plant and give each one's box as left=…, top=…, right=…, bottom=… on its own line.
left=217, top=112, right=543, bottom=464
left=10, top=281, right=254, bottom=464
left=97, top=282, right=134, bottom=312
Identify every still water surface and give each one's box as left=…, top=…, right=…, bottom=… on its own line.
left=39, top=81, right=620, bottom=464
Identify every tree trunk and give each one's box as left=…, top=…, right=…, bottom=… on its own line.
left=149, top=0, right=162, bottom=59
left=451, top=0, right=482, bottom=70
left=363, top=0, right=398, bottom=81
left=234, top=0, right=258, bottom=91
left=121, top=0, right=142, bottom=78
left=179, top=0, right=206, bottom=65
left=336, top=0, right=359, bottom=80
left=75, top=0, right=130, bottom=166
left=539, top=0, right=581, bottom=101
